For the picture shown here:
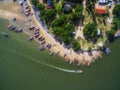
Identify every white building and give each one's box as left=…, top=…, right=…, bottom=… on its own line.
left=98, top=0, right=108, bottom=4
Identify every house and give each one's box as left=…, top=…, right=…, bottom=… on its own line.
left=95, top=4, right=107, bottom=14
left=98, top=0, right=108, bottom=4
left=47, top=0, right=52, bottom=9
left=114, top=30, right=120, bottom=37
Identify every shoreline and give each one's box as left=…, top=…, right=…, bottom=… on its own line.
left=0, top=0, right=103, bottom=66
left=27, top=0, right=103, bottom=66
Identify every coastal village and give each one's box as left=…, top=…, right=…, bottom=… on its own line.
left=0, top=0, right=120, bottom=67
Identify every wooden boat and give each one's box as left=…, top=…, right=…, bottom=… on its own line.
left=69, top=60, right=72, bottom=64
left=1, top=32, right=8, bottom=37
left=50, top=51, right=54, bottom=55
left=28, top=36, right=33, bottom=41
left=38, top=36, right=42, bottom=41
left=40, top=41, right=45, bottom=45
left=40, top=46, right=45, bottom=50
left=34, top=33, right=39, bottom=38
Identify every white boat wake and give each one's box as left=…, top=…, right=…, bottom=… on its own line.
left=23, top=53, right=83, bottom=74
left=4, top=45, right=83, bottom=74
left=36, top=60, right=83, bottom=74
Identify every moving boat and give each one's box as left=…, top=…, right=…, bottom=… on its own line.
left=75, top=70, right=83, bottom=73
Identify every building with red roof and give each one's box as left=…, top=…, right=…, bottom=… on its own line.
left=95, top=4, right=107, bottom=14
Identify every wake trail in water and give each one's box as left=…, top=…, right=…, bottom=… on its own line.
left=7, top=20, right=83, bottom=74
left=36, top=60, right=83, bottom=74
left=24, top=54, right=83, bottom=74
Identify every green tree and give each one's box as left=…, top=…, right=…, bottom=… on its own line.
left=32, top=0, right=37, bottom=5
left=53, top=27, right=64, bottom=36
left=107, top=29, right=115, bottom=36
left=75, top=4, right=83, bottom=13
left=37, top=3, right=45, bottom=10
left=63, top=23, right=74, bottom=31
left=51, top=15, right=66, bottom=27
left=42, top=9, right=56, bottom=23
left=72, top=12, right=83, bottom=21
left=113, top=4, right=120, bottom=16
left=88, top=47, right=92, bottom=52
left=83, top=23, right=97, bottom=40
left=107, top=29, right=115, bottom=42
left=113, top=18, right=120, bottom=30
left=72, top=40, right=81, bottom=51
left=53, top=27, right=72, bottom=44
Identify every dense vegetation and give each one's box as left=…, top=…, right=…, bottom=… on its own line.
left=107, top=4, right=120, bottom=42
left=83, top=23, right=97, bottom=40
left=31, top=0, right=120, bottom=50
left=31, top=0, right=83, bottom=51
left=112, top=4, right=120, bottom=30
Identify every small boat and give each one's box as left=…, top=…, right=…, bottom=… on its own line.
left=35, top=27, right=39, bottom=31
left=41, top=37, right=45, bottom=41
left=38, top=36, right=42, bottom=41
left=77, top=62, right=81, bottom=67
left=40, top=46, right=45, bottom=50
left=34, top=33, right=39, bottom=38
left=18, top=28, right=22, bottom=32
left=63, top=53, right=67, bottom=57
left=28, top=36, right=33, bottom=41
left=1, top=32, right=8, bottom=37
left=69, top=60, right=72, bottom=64
left=75, top=70, right=83, bottom=73
left=50, top=51, right=54, bottom=55
left=66, top=58, right=70, bottom=63
left=46, top=44, right=51, bottom=49
left=29, top=26, right=34, bottom=30
left=34, top=31, right=39, bottom=34
left=40, top=41, right=45, bottom=45
left=7, top=25, right=13, bottom=29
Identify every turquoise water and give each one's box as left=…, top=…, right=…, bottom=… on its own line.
left=0, top=18, right=120, bottom=90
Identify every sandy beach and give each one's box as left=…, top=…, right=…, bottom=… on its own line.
left=0, top=0, right=102, bottom=66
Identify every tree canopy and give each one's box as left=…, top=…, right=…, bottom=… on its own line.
left=113, top=18, right=120, bottom=30
left=36, top=3, right=45, bottom=10
left=83, top=23, right=97, bottom=40
left=31, top=0, right=37, bottom=5
left=72, top=40, right=81, bottom=51
left=107, top=29, right=115, bottom=42
left=75, top=4, right=83, bottom=13
left=113, top=4, right=120, bottom=16
left=51, top=15, right=66, bottom=27
left=42, top=9, right=56, bottom=23
left=107, top=29, right=115, bottom=36
left=53, top=27, right=72, bottom=44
